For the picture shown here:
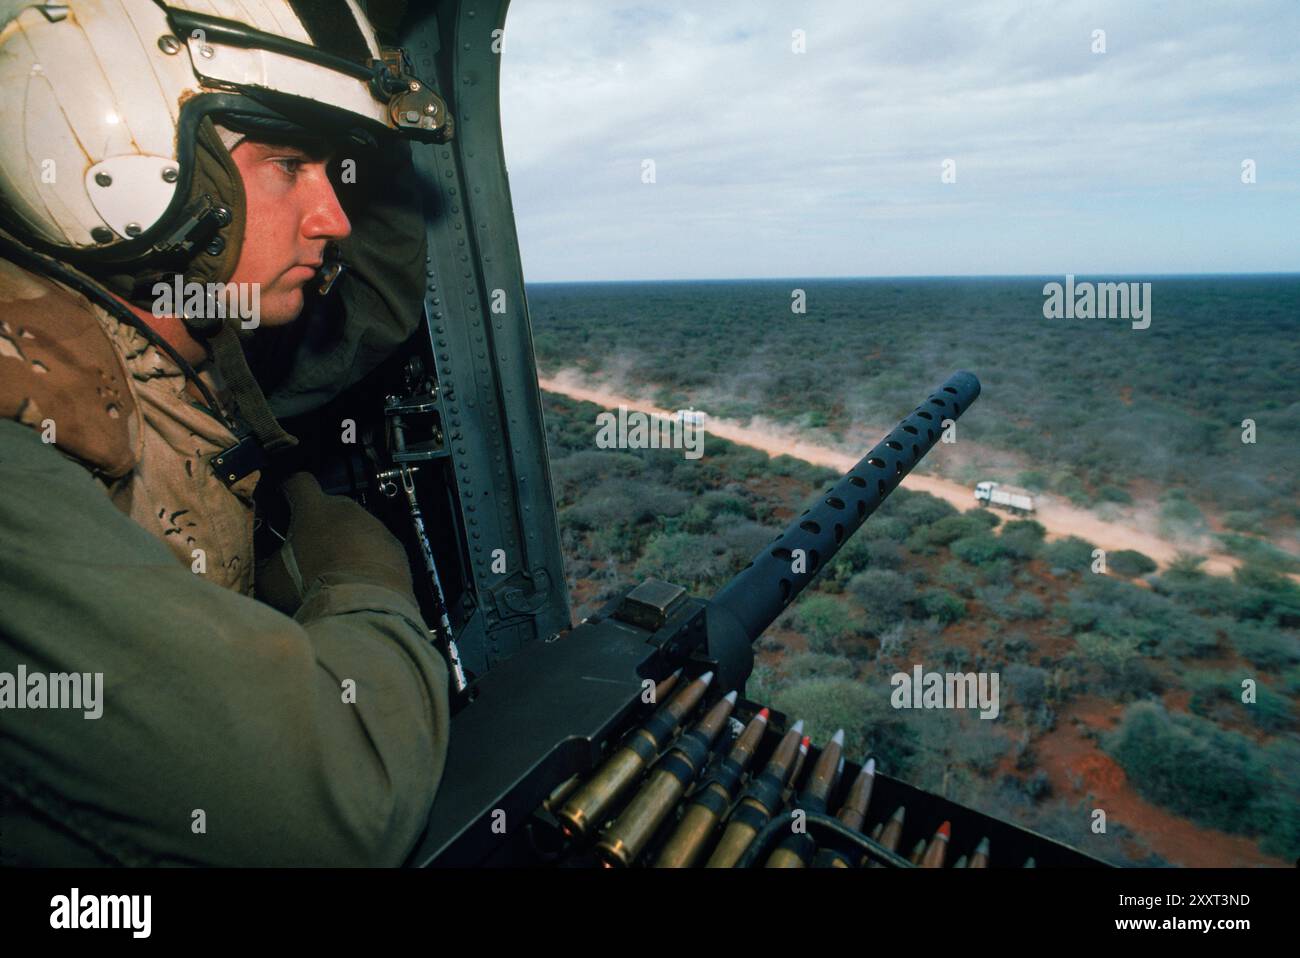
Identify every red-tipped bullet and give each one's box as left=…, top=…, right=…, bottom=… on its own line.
left=920, top=821, right=951, bottom=868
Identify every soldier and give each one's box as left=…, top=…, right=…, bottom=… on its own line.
left=0, top=0, right=451, bottom=865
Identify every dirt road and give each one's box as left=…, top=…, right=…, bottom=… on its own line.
left=539, top=370, right=1251, bottom=579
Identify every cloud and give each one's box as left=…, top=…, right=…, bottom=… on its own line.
left=501, top=0, right=1300, bottom=280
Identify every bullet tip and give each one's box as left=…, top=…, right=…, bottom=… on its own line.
left=698, top=670, right=715, bottom=685
left=799, top=736, right=810, bottom=751
left=975, top=837, right=990, bottom=854
left=864, top=757, right=876, bottom=775
left=937, top=821, right=951, bottom=839
left=791, top=719, right=804, bottom=734
left=757, top=707, right=770, bottom=721
left=723, top=690, right=738, bottom=703
left=891, top=806, right=905, bottom=822
left=831, top=728, right=845, bottom=746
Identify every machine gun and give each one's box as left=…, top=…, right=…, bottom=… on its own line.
left=380, top=370, right=1104, bottom=868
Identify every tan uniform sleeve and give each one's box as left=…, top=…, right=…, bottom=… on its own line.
left=0, top=418, right=450, bottom=866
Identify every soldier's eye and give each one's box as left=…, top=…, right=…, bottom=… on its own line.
left=272, top=157, right=304, bottom=176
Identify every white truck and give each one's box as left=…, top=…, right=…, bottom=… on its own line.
left=974, top=481, right=1035, bottom=515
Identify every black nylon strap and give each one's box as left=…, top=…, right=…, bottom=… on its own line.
left=794, top=793, right=829, bottom=817
left=657, top=753, right=696, bottom=786
left=728, top=801, right=771, bottom=833
left=688, top=785, right=731, bottom=818
left=623, top=732, right=659, bottom=765
left=712, top=757, right=745, bottom=795
left=641, top=710, right=679, bottom=748
left=739, top=770, right=783, bottom=813
left=673, top=730, right=711, bottom=770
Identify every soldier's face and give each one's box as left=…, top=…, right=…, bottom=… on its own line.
left=227, top=138, right=351, bottom=326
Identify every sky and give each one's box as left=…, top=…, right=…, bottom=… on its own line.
left=498, top=0, right=1300, bottom=282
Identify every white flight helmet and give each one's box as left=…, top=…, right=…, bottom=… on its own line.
left=0, top=0, right=450, bottom=306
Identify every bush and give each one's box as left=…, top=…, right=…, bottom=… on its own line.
left=1018, top=471, right=1049, bottom=491
left=883, top=490, right=957, bottom=533
left=633, top=532, right=728, bottom=590
left=769, top=676, right=918, bottom=773
left=1254, top=740, right=1300, bottom=860
left=1098, top=485, right=1133, bottom=504
left=1063, top=577, right=1221, bottom=659
left=1228, top=621, right=1300, bottom=670
left=562, top=478, right=686, bottom=530
left=999, top=519, right=1046, bottom=560
left=950, top=534, right=1006, bottom=566
left=1023, top=769, right=1052, bottom=800
left=1223, top=510, right=1267, bottom=535
left=1152, top=567, right=1253, bottom=618
left=746, top=662, right=780, bottom=705
left=1282, top=666, right=1300, bottom=696
left=859, top=516, right=911, bottom=543
left=1160, top=489, right=1205, bottom=529
left=824, top=532, right=905, bottom=584
left=938, top=561, right=980, bottom=598
left=1185, top=669, right=1252, bottom=722
left=1076, top=632, right=1139, bottom=674
left=1104, top=702, right=1267, bottom=837
left=1249, top=684, right=1296, bottom=731
left=1109, top=550, right=1158, bottom=578
left=990, top=592, right=1046, bottom=621
left=1004, top=663, right=1050, bottom=713
left=1074, top=633, right=1161, bottom=698
left=919, top=589, right=966, bottom=624
left=1042, top=536, right=1098, bottom=573
left=848, top=569, right=916, bottom=632
left=908, top=514, right=993, bottom=552
left=1232, top=564, right=1300, bottom=627
left=789, top=594, right=859, bottom=652
left=1217, top=534, right=1300, bottom=574
left=782, top=652, right=857, bottom=684
left=713, top=517, right=780, bottom=572
left=551, top=449, right=644, bottom=495
left=700, top=489, right=755, bottom=520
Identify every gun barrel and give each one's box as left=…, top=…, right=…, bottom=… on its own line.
left=709, top=370, right=980, bottom=646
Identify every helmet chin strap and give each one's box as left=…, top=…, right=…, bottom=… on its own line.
left=198, top=319, right=300, bottom=459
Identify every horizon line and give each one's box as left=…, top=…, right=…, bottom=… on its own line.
left=524, top=271, right=1300, bottom=285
